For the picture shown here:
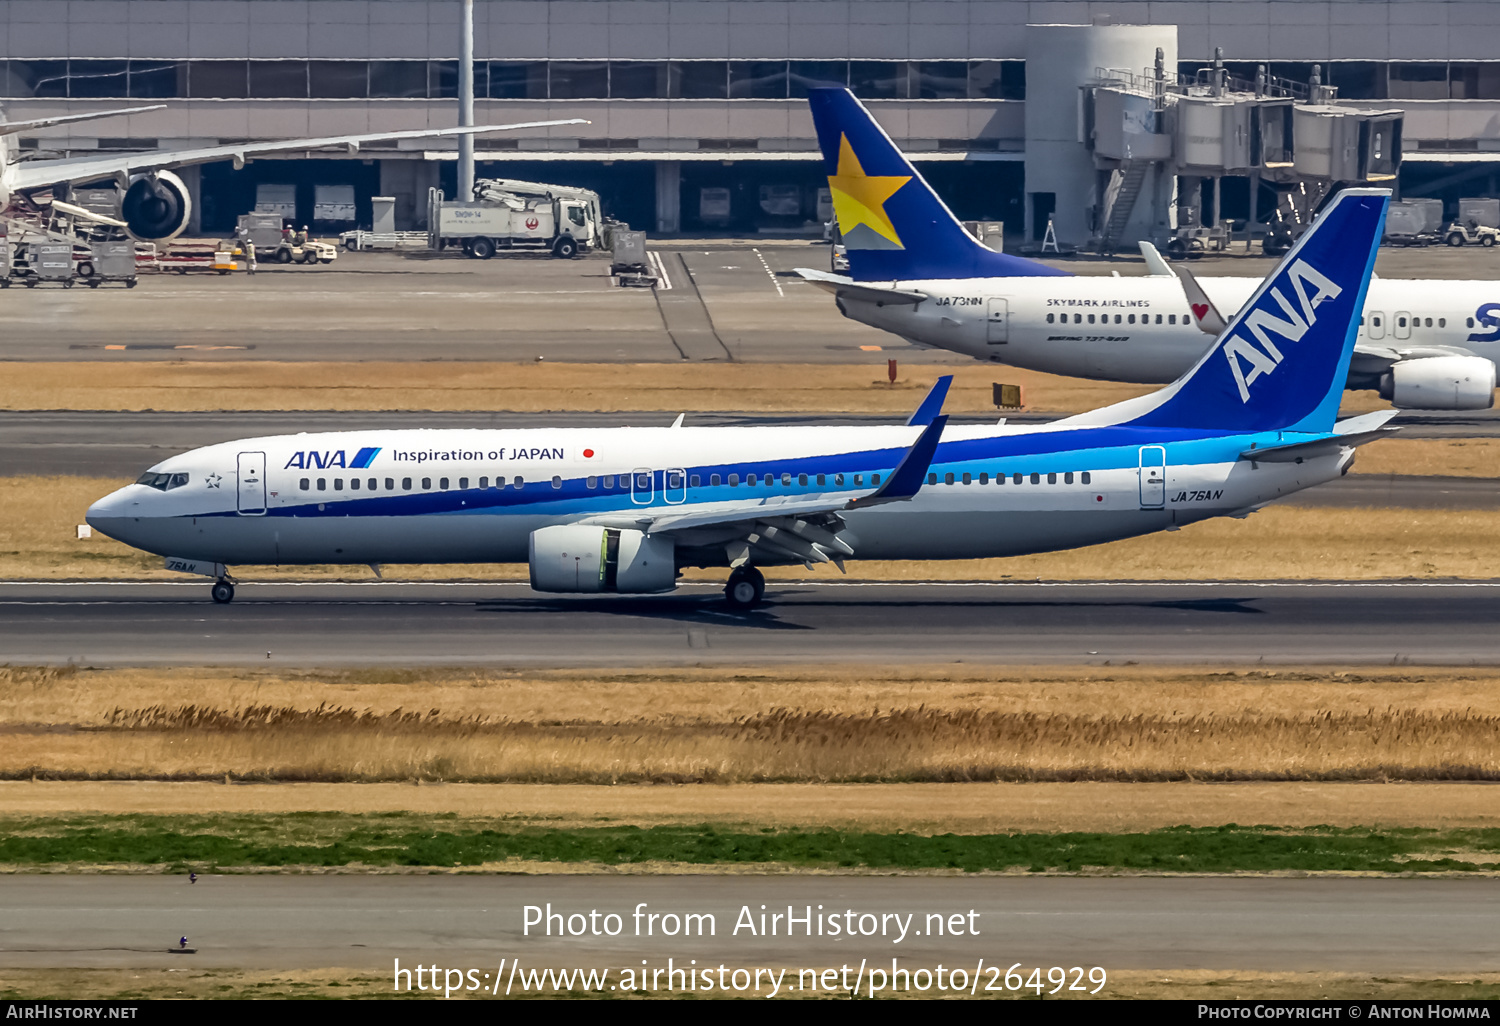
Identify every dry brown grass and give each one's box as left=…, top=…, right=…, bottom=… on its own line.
left=0, top=361, right=1393, bottom=415
left=15, top=476, right=1500, bottom=582
left=1357, top=437, right=1500, bottom=478
left=5, top=664, right=1500, bottom=786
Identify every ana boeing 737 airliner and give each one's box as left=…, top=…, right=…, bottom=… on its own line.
left=797, top=88, right=1498, bottom=412
left=89, top=189, right=1395, bottom=609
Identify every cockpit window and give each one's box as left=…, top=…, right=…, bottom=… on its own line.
left=136, top=472, right=189, bottom=491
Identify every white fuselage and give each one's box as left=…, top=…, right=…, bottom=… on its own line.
left=87, top=423, right=1346, bottom=574
left=838, top=275, right=1500, bottom=384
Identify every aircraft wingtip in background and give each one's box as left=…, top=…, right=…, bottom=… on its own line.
left=807, top=87, right=1069, bottom=283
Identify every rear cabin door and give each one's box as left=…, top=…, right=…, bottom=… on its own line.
left=986, top=298, right=1010, bottom=344
left=1394, top=311, right=1412, bottom=340
left=1138, top=446, right=1166, bottom=509
left=1367, top=311, right=1386, bottom=340
left=237, top=451, right=267, bottom=516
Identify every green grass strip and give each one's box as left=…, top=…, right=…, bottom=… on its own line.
left=2, top=815, right=1499, bottom=873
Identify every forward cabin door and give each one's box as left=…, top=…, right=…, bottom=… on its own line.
left=986, top=298, right=1009, bottom=344
left=1138, top=446, right=1166, bottom=509
left=237, top=451, right=267, bottom=516
left=630, top=467, right=654, bottom=505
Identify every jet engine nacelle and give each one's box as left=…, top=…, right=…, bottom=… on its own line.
left=528, top=524, right=676, bottom=594
left=120, top=169, right=192, bottom=243
left=1379, top=355, right=1497, bottom=411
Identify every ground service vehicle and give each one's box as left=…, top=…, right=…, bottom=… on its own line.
left=428, top=179, right=602, bottom=259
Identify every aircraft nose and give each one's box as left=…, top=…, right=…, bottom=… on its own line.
left=86, top=486, right=143, bottom=541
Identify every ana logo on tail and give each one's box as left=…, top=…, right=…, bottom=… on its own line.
left=828, top=134, right=911, bottom=251
left=1223, top=259, right=1343, bottom=402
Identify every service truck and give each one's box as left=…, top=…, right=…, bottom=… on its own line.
left=427, top=179, right=604, bottom=259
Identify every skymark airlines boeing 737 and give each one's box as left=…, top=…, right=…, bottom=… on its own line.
left=798, top=88, right=1498, bottom=412
left=90, top=189, right=1395, bottom=609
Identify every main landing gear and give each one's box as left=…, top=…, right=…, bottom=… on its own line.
left=724, top=565, right=765, bottom=610
left=210, top=579, right=235, bottom=604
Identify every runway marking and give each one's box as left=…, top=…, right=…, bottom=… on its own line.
left=648, top=251, right=672, bottom=290
left=752, top=249, right=784, bottom=298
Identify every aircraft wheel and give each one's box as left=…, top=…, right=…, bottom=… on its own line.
left=211, top=580, right=235, bottom=605
left=724, top=566, right=765, bottom=610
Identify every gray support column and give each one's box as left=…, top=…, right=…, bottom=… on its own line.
left=179, top=164, right=202, bottom=235
left=458, top=0, right=475, bottom=202
left=655, top=161, right=681, bottom=234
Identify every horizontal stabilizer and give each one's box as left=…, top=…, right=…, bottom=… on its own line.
left=1240, top=428, right=1399, bottom=462
left=795, top=268, right=927, bottom=306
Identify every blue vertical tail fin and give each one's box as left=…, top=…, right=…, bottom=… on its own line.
left=808, top=88, right=1069, bottom=282
left=1062, top=189, right=1390, bottom=434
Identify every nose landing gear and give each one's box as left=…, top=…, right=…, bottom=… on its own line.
left=210, top=579, right=235, bottom=604
left=724, top=565, right=765, bottom=610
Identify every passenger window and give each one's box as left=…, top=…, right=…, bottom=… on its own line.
left=961, top=472, right=971, bottom=484
left=872, top=474, right=880, bottom=485
left=1047, top=313, right=1055, bottom=323
left=587, top=476, right=597, bottom=489
left=667, top=472, right=683, bottom=488
left=943, top=472, right=954, bottom=485
left=459, top=477, right=468, bottom=489
left=1030, top=473, right=1040, bottom=484
left=781, top=473, right=792, bottom=486
left=816, top=474, right=825, bottom=486
left=1439, top=318, right=1446, bottom=328
left=854, top=474, right=863, bottom=486
left=480, top=476, right=489, bottom=489
left=928, top=473, right=937, bottom=485
left=1127, top=314, right=1135, bottom=324
left=1115, top=314, right=1122, bottom=324
left=1074, top=314, right=1082, bottom=324
left=1047, top=472, right=1057, bottom=484
left=729, top=474, right=739, bottom=486
left=1065, top=472, right=1074, bottom=484
left=439, top=478, right=449, bottom=490
left=1425, top=318, right=1433, bottom=328
left=300, top=478, right=309, bottom=491
left=317, top=478, right=326, bottom=490
left=1155, top=314, right=1162, bottom=324
left=334, top=478, right=344, bottom=490
left=747, top=473, right=757, bottom=485
left=834, top=473, right=844, bottom=486
left=514, top=477, right=524, bottom=489
left=402, top=478, right=412, bottom=490
left=422, top=478, right=431, bottom=490
left=367, top=478, right=376, bottom=490
left=710, top=474, right=721, bottom=486
left=798, top=473, right=808, bottom=486
left=1088, top=314, right=1095, bottom=324
left=386, top=478, right=395, bottom=490
left=1398, top=317, right=1407, bottom=328
left=1373, top=316, right=1382, bottom=327
left=552, top=476, right=562, bottom=489
left=602, top=475, right=614, bottom=488
left=1082, top=472, right=1092, bottom=484
left=1013, top=473, right=1022, bottom=484
left=690, top=474, right=700, bottom=487
left=636, top=473, right=650, bottom=489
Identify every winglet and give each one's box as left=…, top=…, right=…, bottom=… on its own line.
left=848, top=415, right=947, bottom=508
left=906, top=375, right=953, bottom=426
left=1175, top=263, right=1230, bottom=337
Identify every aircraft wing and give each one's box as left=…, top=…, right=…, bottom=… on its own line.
left=794, top=267, right=928, bottom=306
left=1349, top=342, right=1478, bottom=374
left=0, top=105, right=166, bottom=138
left=8, top=118, right=588, bottom=192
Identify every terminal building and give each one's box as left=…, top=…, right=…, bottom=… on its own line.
left=1, top=0, right=1497, bottom=247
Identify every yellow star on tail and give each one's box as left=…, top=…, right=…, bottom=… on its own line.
left=828, top=134, right=911, bottom=249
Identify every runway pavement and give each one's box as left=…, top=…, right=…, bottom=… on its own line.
left=4, top=580, right=1500, bottom=666
left=0, top=875, right=1492, bottom=973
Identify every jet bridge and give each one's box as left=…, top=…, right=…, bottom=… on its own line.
left=1084, top=49, right=1403, bottom=255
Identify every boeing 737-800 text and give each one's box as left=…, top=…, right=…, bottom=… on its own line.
left=798, top=88, right=1497, bottom=412
left=90, top=190, right=1395, bottom=609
